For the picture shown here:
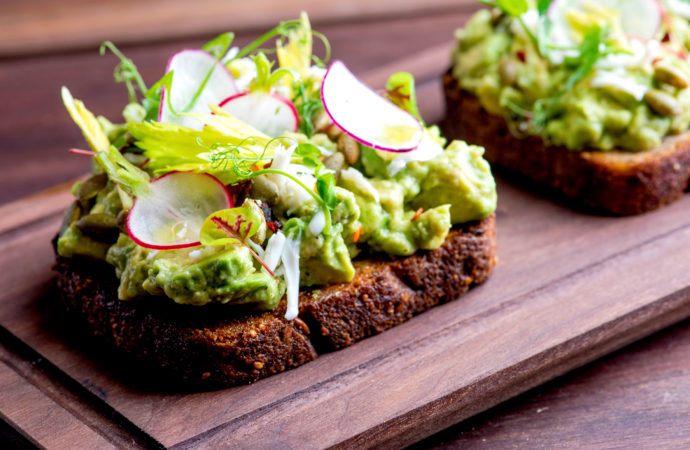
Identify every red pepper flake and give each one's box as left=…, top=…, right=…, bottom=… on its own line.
left=353, top=225, right=363, bottom=243
left=516, top=50, right=526, bottom=63
left=652, top=57, right=662, bottom=66
left=267, top=222, right=278, bottom=233
left=411, top=207, right=424, bottom=222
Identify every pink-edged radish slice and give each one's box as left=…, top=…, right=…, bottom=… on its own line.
left=127, top=171, right=233, bottom=250
left=548, top=0, right=661, bottom=44
left=321, top=60, right=423, bottom=153
left=218, top=91, right=299, bottom=137
left=619, top=0, right=662, bottom=39
left=159, top=49, right=238, bottom=131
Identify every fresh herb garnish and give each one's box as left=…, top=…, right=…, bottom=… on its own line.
left=292, top=142, right=322, bottom=167
left=249, top=53, right=299, bottom=92
left=315, top=169, right=337, bottom=210
left=385, top=72, right=423, bottom=124
left=94, top=146, right=151, bottom=199
left=292, top=79, right=322, bottom=137
left=200, top=207, right=275, bottom=276
left=99, top=42, right=162, bottom=120
left=202, top=32, right=235, bottom=59
left=477, top=0, right=552, bottom=54
left=532, top=24, right=608, bottom=130
left=208, top=136, right=336, bottom=234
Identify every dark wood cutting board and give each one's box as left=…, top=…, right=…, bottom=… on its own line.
left=1, top=45, right=689, bottom=448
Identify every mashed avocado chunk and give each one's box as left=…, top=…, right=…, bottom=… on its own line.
left=106, top=234, right=284, bottom=309
left=453, top=5, right=690, bottom=151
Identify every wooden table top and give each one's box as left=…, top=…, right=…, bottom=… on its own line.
left=1, top=1, right=689, bottom=448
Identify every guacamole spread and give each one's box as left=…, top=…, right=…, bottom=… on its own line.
left=57, top=14, right=497, bottom=315
left=453, top=1, right=690, bottom=152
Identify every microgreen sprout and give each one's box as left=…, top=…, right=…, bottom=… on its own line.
left=206, top=137, right=336, bottom=235
left=292, top=79, right=322, bottom=137
left=249, top=53, right=299, bottom=92
left=201, top=207, right=275, bottom=276
left=100, top=41, right=149, bottom=104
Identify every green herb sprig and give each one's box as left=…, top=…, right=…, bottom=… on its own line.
left=209, top=139, right=337, bottom=234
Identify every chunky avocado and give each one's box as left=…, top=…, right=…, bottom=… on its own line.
left=453, top=8, right=690, bottom=152
left=56, top=25, right=497, bottom=311
left=57, top=136, right=496, bottom=309
left=106, top=234, right=284, bottom=309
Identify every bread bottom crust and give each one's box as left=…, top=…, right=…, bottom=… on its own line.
left=55, top=215, right=496, bottom=387
left=442, top=73, right=690, bottom=215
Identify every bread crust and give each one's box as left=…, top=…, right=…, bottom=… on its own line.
left=54, top=215, right=496, bottom=387
left=442, top=72, right=690, bottom=215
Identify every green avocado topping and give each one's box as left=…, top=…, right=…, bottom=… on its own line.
left=57, top=14, right=497, bottom=312
left=453, top=3, right=690, bottom=152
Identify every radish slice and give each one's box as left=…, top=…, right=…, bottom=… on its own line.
left=127, top=172, right=233, bottom=250
left=159, top=49, right=238, bottom=130
left=218, top=91, right=299, bottom=137
left=619, top=0, right=662, bottom=39
left=548, top=0, right=661, bottom=44
left=321, top=60, right=423, bottom=152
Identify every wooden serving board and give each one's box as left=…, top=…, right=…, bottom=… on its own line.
left=1, top=46, right=690, bottom=448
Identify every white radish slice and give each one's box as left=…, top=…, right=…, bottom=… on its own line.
left=619, top=0, right=662, bottom=40
left=667, top=0, right=690, bottom=20
left=548, top=0, right=661, bottom=45
left=321, top=60, right=423, bottom=153
left=159, top=49, right=238, bottom=130
left=218, top=91, right=299, bottom=137
left=127, top=172, right=233, bottom=250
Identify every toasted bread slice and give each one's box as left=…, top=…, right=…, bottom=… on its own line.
left=442, top=73, right=690, bottom=215
left=55, top=215, right=496, bottom=387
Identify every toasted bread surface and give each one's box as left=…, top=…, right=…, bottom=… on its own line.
left=54, top=215, right=496, bottom=387
left=443, top=73, right=690, bottom=215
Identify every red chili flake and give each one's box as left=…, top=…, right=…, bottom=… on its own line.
left=267, top=222, right=278, bottom=233
left=411, top=207, right=424, bottom=222
left=516, top=50, right=526, bottom=63
left=353, top=226, right=363, bottom=243
left=662, top=32, right=671, bottom=43
left=652, top=57, right=662, bottom=66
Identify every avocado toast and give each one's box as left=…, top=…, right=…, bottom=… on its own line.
left=444, top=0, right=690, bottom=214
left=55, top=14, right=497, bottom=387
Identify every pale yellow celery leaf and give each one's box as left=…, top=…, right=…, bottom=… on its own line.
left=565, top=2, right=621, bottom=42
left=276, top=11, right=312, bottom=78
left=61, top=86, right=110, bottom=152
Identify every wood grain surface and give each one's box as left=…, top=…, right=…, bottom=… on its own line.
left=0, top=0, right=478, bottom=57
left=2, top=1, right=690, bottom=447
left=1, top=152, right=689, bottom=447
left=418, top=318, right=690, bottom=448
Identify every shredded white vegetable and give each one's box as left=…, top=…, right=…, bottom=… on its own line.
left=668, top=0, right=690, bottom=19
left=267, top=145, right=317, bottom=214
left=308, top=210, right=326, bottom=236
left=281, top=235, right=301, bottom=320
left=263, top=231, right=287, bottom=272
left=591, top=70, right=647, bottom=100
left=387, top=133, right=444, bottom=176
left=340, top=167, right=380, bottom=202
left=596, top=38, right=656, bottom=70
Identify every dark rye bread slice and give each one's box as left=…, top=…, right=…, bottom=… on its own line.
left=54, top=215, right=496, bottom=387
left=442, top=72, right=690, bottom=215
